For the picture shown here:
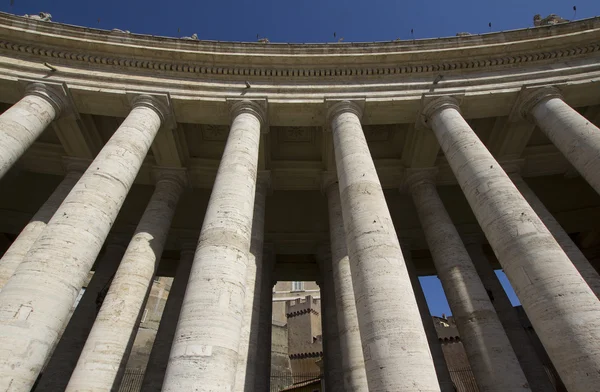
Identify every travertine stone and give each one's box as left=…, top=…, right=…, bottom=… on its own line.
left=324, top=177, right=368, bottom=392
left=234, top=172, right=270, bottom=392
left=317, top=247, right=344, bottom=392
left=254, top=246, right=275, bottom=392
left=466, top=241, right=555, bottom=392
left=517, top=86, right=600, bottom=195
left=35, top=239, right=127, bottom=391
left=423, top=96, right=600, bottom=392
left=328, top=100, right=439, bottom=392
left=0, top=83, right=65, bottom=179
left=400, top=240, right=454, bottom=392
left=141, top=246, right=195, bottom=392
left=66, top=169, right=185, bottom=391
left=0, top=167, right=83, bottom=288
left=162, top=100, right=265, bottom=392
left=407, top=170, right=530, bottom=392
left=0, top=94, right=168, bottom=391
left=510, top=172, right=600, bottom=298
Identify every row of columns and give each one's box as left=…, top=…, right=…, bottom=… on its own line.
left=0, top=78, right=599, bottom=391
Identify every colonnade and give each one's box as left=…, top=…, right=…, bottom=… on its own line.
left=0, top=81, right=599, bottom=391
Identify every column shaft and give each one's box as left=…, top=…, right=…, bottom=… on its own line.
left=66, top=174, right=184, bottom=391
left=35, top=241, right=127, bottom=391
left=0, top=85, right=62, bottom=179
left=325, top=181, right=368, bottom=391
left=0, top=170, right=81, bottom=288
left=234, top=174, right=269, bottom=392
left=162, top=101, right=264, bottom=391
left=140, top=248, right=194, bottom=392
left=319, top=251, right=344, bottom=392
left=511, top=173, right=600, bottom=298
left=425, top=97, right=600, bottom=392
left=329, top=101, right=439, bottom=392
left=467, top=243, right=556, bottom=392
left=402, top=245, right=454, bottom=392
left=0, top=96, right=166, bottom=391
left=408, top=176, right=529, bottom=392
left=528, top=93, right=600, bottom=195
left=254, top=249, right=274, bottom=392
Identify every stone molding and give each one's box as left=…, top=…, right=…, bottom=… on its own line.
left=512, top=85, right=564, bottom=120
left=325, top=99, right=364, bottom=125
left=403, top=167, right=439, bottom=191
left=228, top=99, right=268, bottom=132
left=127, top=92, right=173, bottom=128
left=499, top=159, right=526, bottom=176
left=151, top=166, right=188, bottom=189
left=61, top=156, right=91, bottom=175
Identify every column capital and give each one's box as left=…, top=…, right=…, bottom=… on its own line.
left=420, top=95, right=462, bottom=127
left=461, top=232, right=487, bottom=247
left=512, top=85, right=563, bottom=120
left=127, top=92, right=174, bottom=129
left=20, top=80, right=72, bottom=117
left=152, top=166, right=188, bottom=190
left=499, top=159, right=525, bottom=177
left=325, top=99, right=365, bottom=125
left=179, top=241, right=197, bottom=257
left=228, top=99, right=268, bottom=131
left=403, top=167, right=438, bottom=192
left=61, top=156, right=90, bottom=176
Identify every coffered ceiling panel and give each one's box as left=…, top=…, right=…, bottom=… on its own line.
left=270, top=126, right=322, bottom=161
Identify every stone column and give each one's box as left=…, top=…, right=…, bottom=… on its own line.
left=234, top=171, right=270, bottom=392
left=317, top=247, right=344, bottom=392
left=0, top=94, right=170, bottom=391
left=323, top=176, right=368, bottom=392
left=0, top=83, right=66, bottom=179
left=422, top=96, right=600, bottom=392
left=400, top=240, right=454, bottom=392
left=141, top=245, right=195, bottom=392
left=328, top=100, right=439, bottom=392
left=406, top=169, right=530, bottom=392
left=162, top=100, right=266, bottom=391
left=466, top=240, right=556, bottom=392
left=35, top=237, right=128, bottom=391
left=0, top=159, right=85, bottom=289
left=517, top=86, right=600, bottom=195
left=509, top=171, right=600, bottom=298
left=254, top=246, right=275, bottom=392
left=66, top=169, right=186, bottom=391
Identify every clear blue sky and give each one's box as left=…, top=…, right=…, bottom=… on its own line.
left=0, top=0, right=570, bottom=315
left=1, top=0, right=598, bottom=43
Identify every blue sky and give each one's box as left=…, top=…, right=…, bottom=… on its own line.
left=1, top=0, right=598, bottom=43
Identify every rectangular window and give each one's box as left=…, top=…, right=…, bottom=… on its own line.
left=141, top=308, right=149, bottom=323
left=292, top=281, right=304, bottom=292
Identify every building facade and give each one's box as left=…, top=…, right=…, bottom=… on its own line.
left=0, top=10, right=599, bottom=392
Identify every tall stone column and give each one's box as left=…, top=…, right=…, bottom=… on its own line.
left=465, top=239, right=555, bottom=392
left=35, top=237, right=128, bottom=391
left=509, top=170, right=600, bottom=298
left=407, top=170, right=530, bottom=392
left=162, top=100, right=266, bottom=391
left=66, top=169, right=186, bottom=391
left=517, top=86, right=600, bottom=195
left=0, top=159, right=86, bottom=289
left=317, top=247, right=344, bottom=392
left=323, top=176, right=368, bottom=392
left=234, top=171, right=270, bottom=392
left=400, top=240, right=454, bottom=392
left=0, top=83, right=66, bottom=179
left=0, top=94, right=170, bottom=391
left=422, top=96, right=600, bottom=392
left=254, top=245, right=275, bottom=392
left=328, top=100, right=439, bottom=392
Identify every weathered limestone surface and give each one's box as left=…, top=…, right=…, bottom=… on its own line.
left=66, top=170, right=185, bottom=391
left=234, top=172, right=269, bottom=392
left=401, top=241, right=454, bottom=392
left=519, top=87, right=600, bottom=195
left=328, top=100, right=439, bottom=392
left=254, top=246, right=275, bottom=392
left=36, top=239, right=127, bottom=391
left=162, top=100, right=264, bottom=391
left=0, top=168, right=82, bottom=288
left=466, top=241, right=556, bottom=392
left=407, top=171, right=530, bottom=392
left=141, top=246, right=194, bottom=392
left=424, top=96, right=600, bottom=392
left=0, top=95, right=167, bottom=391
left=318, top=248, right=344, bottom=392
left=510, top=172, right=600, bottom=298
left=325, top=179, right=368, bottom=392
left=0, top=83, right=63, bottom=179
